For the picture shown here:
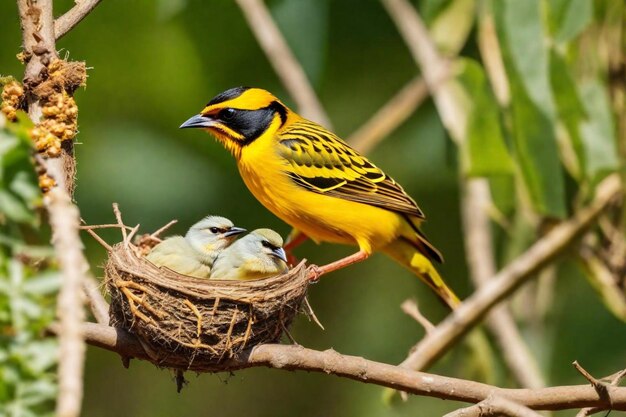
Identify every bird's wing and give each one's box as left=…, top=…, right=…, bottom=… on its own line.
left=277, top=122, right=424, bottom=219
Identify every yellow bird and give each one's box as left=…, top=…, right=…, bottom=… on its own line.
left=210, top=228, right=289, bottom=280
left=181, top=87, right=460, bottom=307
left=146, top=216, right=246, bottom=278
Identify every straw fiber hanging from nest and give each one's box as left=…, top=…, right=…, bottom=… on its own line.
left=86, top=205, right=312, bottom=373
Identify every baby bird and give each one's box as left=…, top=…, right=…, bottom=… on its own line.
left=210, top=228, right=289, bottom=280
left=146, top=216, right=246, bottom=278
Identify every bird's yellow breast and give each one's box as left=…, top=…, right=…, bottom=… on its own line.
left=237, top=130, right=405, bottom=254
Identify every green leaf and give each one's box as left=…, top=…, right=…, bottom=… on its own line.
left=20, top=340, right=58, bottom=375
left=420, top=0, right=455, bottom=23
left=499, top=0, right=556, bottom=120
left=579, top=79, right=619, bottom=183
left=502, top=205, right=537, bottom=263
left=549, top=50, right=587, bottom=180
left=489, top=175, right=516, bottom=217
left=0, top=190, right=34, bottom=224
left=20, top=378, right=57, bottom=406
left=0, top=127, right=41, bottom=225
left=457, top=59, right=515, bottom=176
left=509, top=70, right=567, bottom=218
left=548, top=0, right=593, bottom=43
left=272, top=0, right=328, bottom=86
left=22, top=273, right=60, bottom=296
left=430, top=0, right=476, bottom=55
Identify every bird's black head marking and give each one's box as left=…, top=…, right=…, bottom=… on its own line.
left=206, top=86, right=251, bottom=107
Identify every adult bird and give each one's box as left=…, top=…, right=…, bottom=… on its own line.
left=210, top=228, right=289, bottom=280
left=181, top=87, right=459, bottom=307
left=146, top=215, right=246, bottom=278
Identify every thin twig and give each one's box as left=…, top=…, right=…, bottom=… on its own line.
left=150, top=219, right=178, bottom=239
left=445, top=395, right=544, bottom=417
left=126, top=224, right=140, bottom=246
left=234, top=0, right=331, bottom=127
left=302, top=296, right=324, bottom=330
left=79, top=224, right=134, bottom=230
left=399, top=174, right=621, bottom=371
left=61, top=322, right=626, bottom=412
left=112, top=203, right=127, bottom=242
left=578, top=369, right=626, bottom=416
left=54, top=0, right=104, bottom=40
left=401, top=298, right=435, bottom=334
left=347, top=76, right=428, bottom=154
left=81, top=227, right=112, bottom=252
left=574, top=361, right=611, bottom=402
left=82, top=277, right=109, bottom=325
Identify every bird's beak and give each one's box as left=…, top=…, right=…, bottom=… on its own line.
left=271, top=247, right=288, bottom=263
left=180, top=114, right=215, bottom=129
left=223, top=227, right=246, bottom=237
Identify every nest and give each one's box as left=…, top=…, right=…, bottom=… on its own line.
left=87, top=206, right=312, bottom=373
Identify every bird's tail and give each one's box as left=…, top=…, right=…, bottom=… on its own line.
left=382, top=237, right=460, bottom=310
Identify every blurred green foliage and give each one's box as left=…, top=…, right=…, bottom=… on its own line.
left=0, top=0, right=624, bottom=416
left=0, top=115, right=58, bottom=417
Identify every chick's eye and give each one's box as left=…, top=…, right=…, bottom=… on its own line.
left=209, top=227, right=220, bottom=233
left=219, top=108, right=236, bottom=121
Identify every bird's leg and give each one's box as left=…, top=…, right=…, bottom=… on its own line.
left=284, top=229, right=309, bottom=265
left=309, top=250, right=370, bottom=281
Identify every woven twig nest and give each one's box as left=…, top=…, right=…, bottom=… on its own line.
left=89, top=207, right=312, bottom=373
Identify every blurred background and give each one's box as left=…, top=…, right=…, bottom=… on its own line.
left=1, top=0, right=624, bottom=416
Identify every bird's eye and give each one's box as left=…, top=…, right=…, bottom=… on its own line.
left=261, top=240, right=272, bottom=248
left=219, top=108, right=236, bottom=121
left=209, top=227, right=220, bottom=233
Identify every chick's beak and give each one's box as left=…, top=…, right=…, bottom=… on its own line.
left=180, top=114, right=215, bottom=129
left=223, top=227, right=247, bottom=237
left=271, top=247, right=288, bottom=263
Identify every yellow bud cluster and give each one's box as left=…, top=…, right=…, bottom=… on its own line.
left=31, top=91, right=78, bottom=157
left=0, top=81, right=24, bottom=121
left=38, top=172, right=56, bottom=193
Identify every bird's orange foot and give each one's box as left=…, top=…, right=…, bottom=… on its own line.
left=307, top=264, right=322, bottom=282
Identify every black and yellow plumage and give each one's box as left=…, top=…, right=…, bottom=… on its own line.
left=181, top=87, right=460, bottom=308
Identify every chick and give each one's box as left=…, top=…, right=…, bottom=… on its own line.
left=210, top=229, right=289, bottom=280
left=146, top=216, right=246, bottom=278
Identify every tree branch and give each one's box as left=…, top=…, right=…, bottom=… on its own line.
left=16, top=1, right=105, bottom=415
left=399, top=174, right=621, bottom=371
left=234, top=0, right=331, bottom=128
left=577, top=368, right=626, bottom=416
left=54, top=0, right=104, bottom=40
left=67, top=322, right=626, bottom=411
left=45, top=190, right=87, bottom=417
left=17, top=1, right=86, bottom=415
left=401, top=298, right=435, bottom=334
left=445, top=395, right=544, bottom=417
